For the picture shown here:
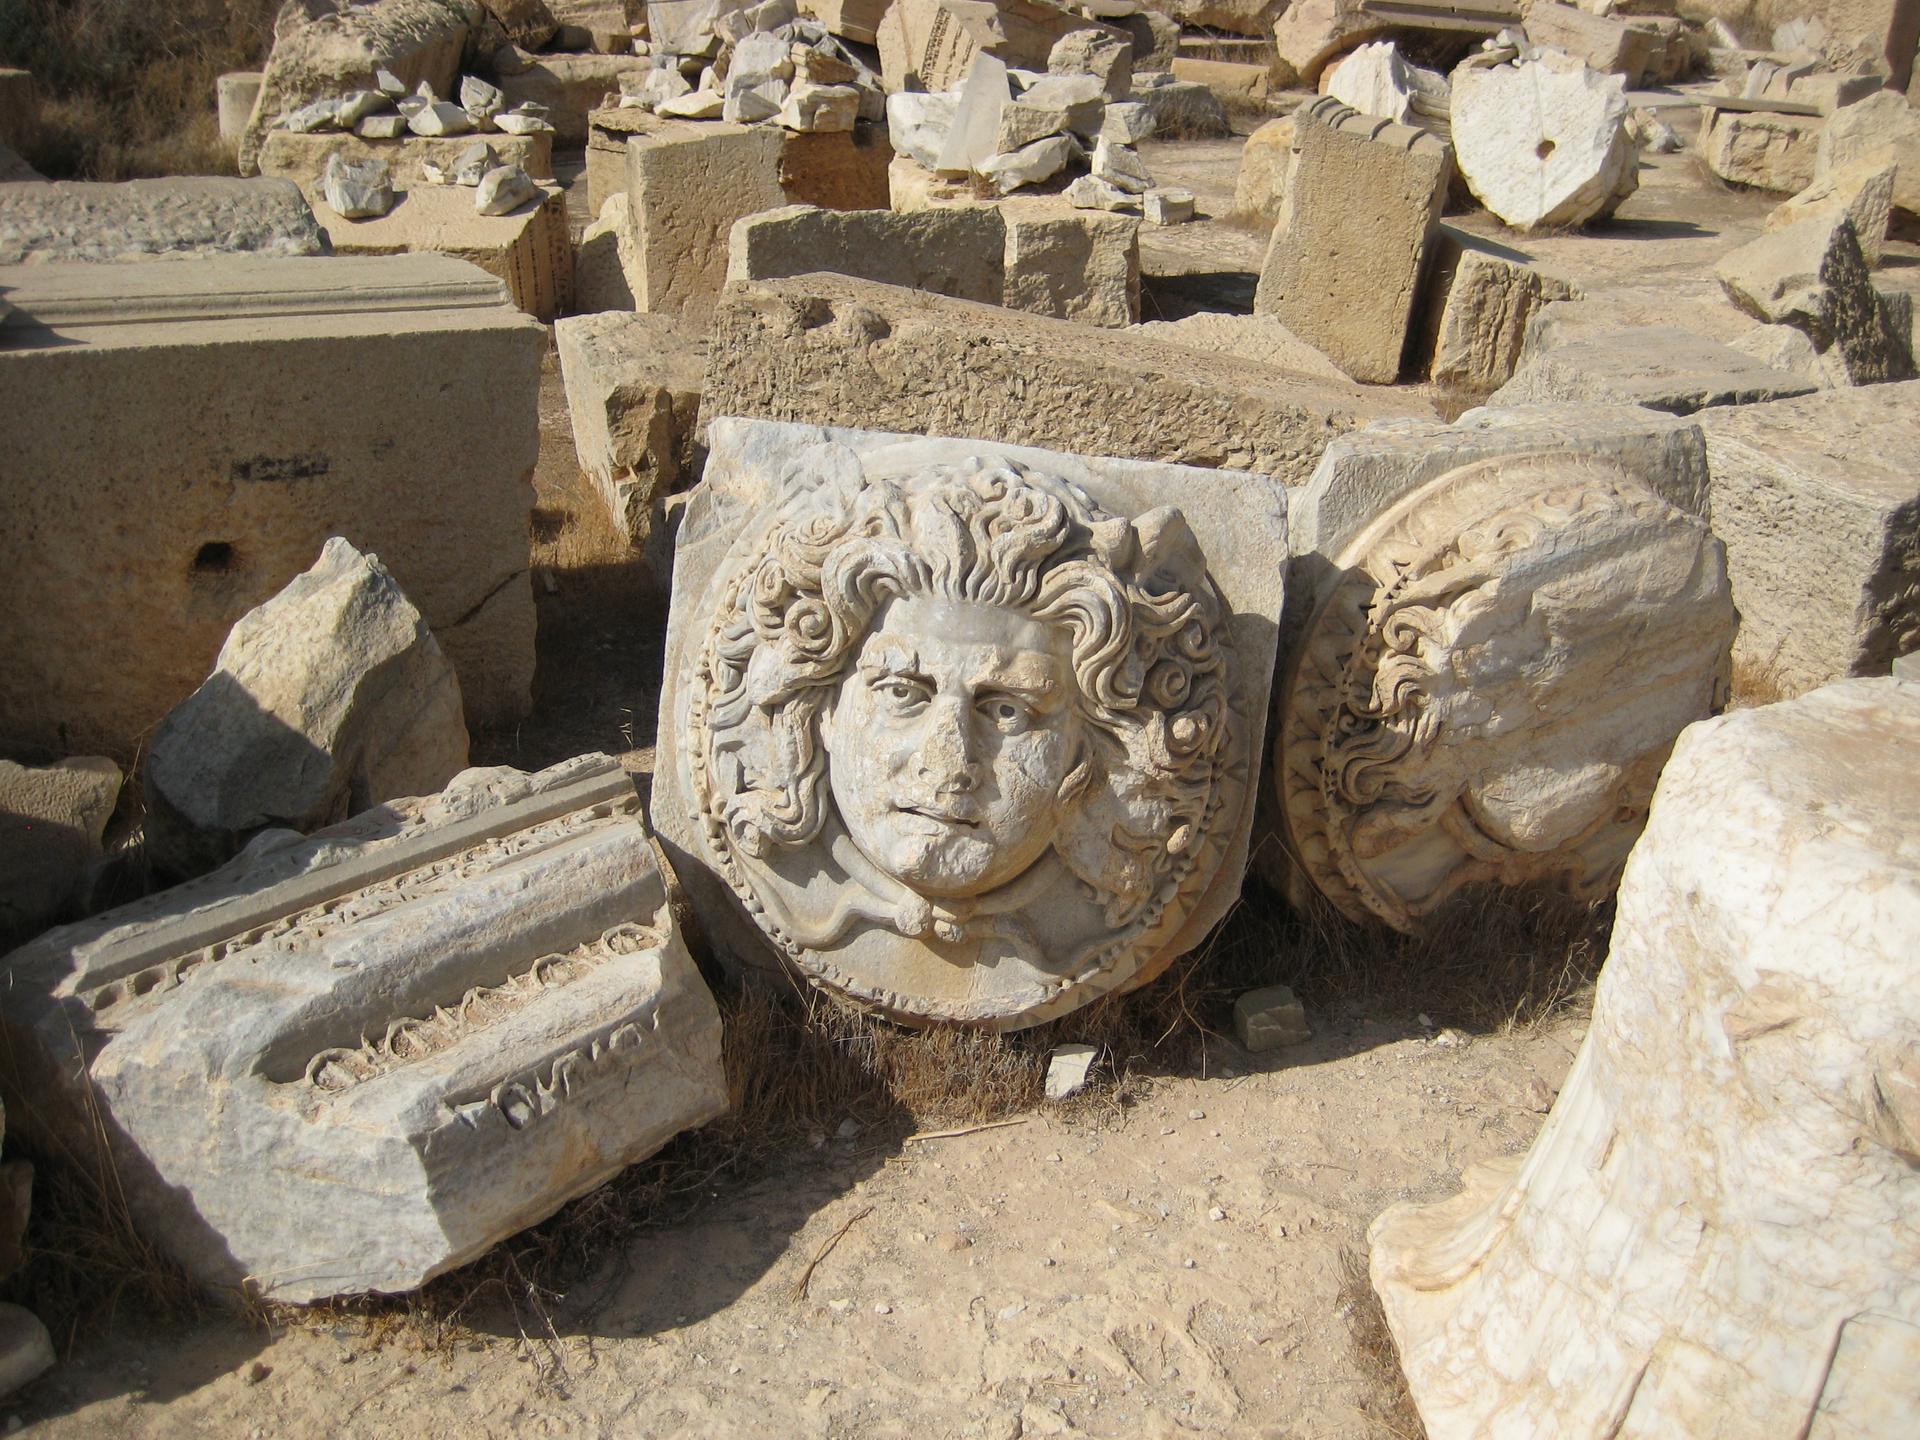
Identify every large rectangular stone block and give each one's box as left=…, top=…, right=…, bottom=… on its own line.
left=0, top=755, right=727, bottom=1302
left=626, top=122, right=787, bottom=322
left=703, top=272, right=1422, bottom=481
left=728, top=202, right=1008, bottom=302
left=0, top=254, right=544, bottom=759
left=1254, top=97, right=1450, bottom=384
left=1698, top=382, right=1920, bottom=695
left=314, top=181, right=573, bottom=319
left=1699, top=106, right=1820, bottom=194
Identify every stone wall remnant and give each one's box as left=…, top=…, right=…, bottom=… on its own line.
left=1370, top=675, right=1920, bottom=1438
left=655, top=418, right=1286, bottom=1028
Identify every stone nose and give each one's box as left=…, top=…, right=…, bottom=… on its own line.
left=915, top=698, right=981, bottom=793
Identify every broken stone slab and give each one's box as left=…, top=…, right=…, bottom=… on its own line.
left=1370, top=677, right=1920, bottom=1439
left=1233, top=985, right=1309, bottom=1051
left=0, top=754, right=728, bottom=1302
left=1727, top=318, right=1826, bottom=383
left=1766, top=146, right=1897, bottom=264
left=1142, top=187, right=1193, bottom=224
left=1231, top=114, right=1293, bottom=219
left=1130, top=312, right=1351, bottom=383
left=1254, top=97, right=1451, bottom=385
left=1066, top=173, right=1139, bottom=211
left=1700, top=105, right=1820, bottom=193
left=475, top=162, right=540, bottom=214
left=728, top=202, right=1007, bottom=302
left=1698, top=382, right=1920, bottom=696
left=1099, top=99, right=1154, bottom=144
left=777, top=79, right=858, bottom=131
left=574, top=191, right=642, bottom=311
left=320, top=152, right=395, bottom=218
left=655, top=417, right=1286, bottom=1027
left=1522, top=1, right=1656, bottom=83
left=1168, top=55, right=1269, bottom=103
left=1002, top=208, right=1139, bottom=325
left=1717, top=214, right=1916, bottom=385
left=0, top=255, right=542, bottom=758
left=704, top=273, right=1425, bottom=483
left=622, top=64, right=694, bottom=110
left=408, top=97, right=474, bottom=136
left=721, top=75, right=788, bottom=123
left=1451, top=50, right=1638, bottom=231
left=1274, top=0, right=1517, bottom=84
left=1044, top=1043, right=1098, bottom=1098
left=1816, top=89, right=1920, bottom=218
left=1048, top=28, right=1130, bottom=98
left=217, top=71, right=264, bottom=144
left=239, top=0, right=475, bottom=176
left=656, top=87, right=725, bottom=117
left=886, top=89, right=958, bottom=169
left=1127, top=74, right=1230, bottom=137
left=1012, top=72, right=1105, bottom=137
left=1325, top=40, right=1445, bottom=125
left=144, top=538, right=469, bottom=882
left=555, top=310, right=705, bottom=543
left=626, top=121, right=784, bottom=322
left=0, top=756, right=122, bottom=949
left=357, top=112, right=410, bottom=139
left=481, top=0, right=561, bottom=49
left=450, top=140, right=501, bottom=186
left=1091, top=135, right=1151, bottom=193
left=1275, top=405, right=1733, bottom=931
left=978, top=133, right=1075, bottom=193
left=935, top=50, right=1012, bottom=175
left=1491, top=325, right=1819, bottom=414
left=1417, top=225, right=1574, bottom=397
left=0, top=177, right=326, bottom=266
left=314, top=180, right=573, bottom=319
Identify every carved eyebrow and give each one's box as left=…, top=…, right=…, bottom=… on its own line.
left=977, top=654, right=1065, bottom=702
left=857, top=642, right=925, bottom=680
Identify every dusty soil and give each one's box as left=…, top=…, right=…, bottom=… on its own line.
left=14, top=88, right=1853, bottom=1438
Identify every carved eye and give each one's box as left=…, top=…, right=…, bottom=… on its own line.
left=982, top=696, right=1032, bottom=734
left=875, top=677, right=928, bottom=712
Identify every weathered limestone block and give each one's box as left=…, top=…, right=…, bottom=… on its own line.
left=1130, top=311, right=1351, bottom=382
left=1492, top=325, right=1818, bottom=413
left=800, top=0, right=890, bottom=44
left=1156, top=0, right=1280, bottom=36
left=144, top=539, right=470, bottom=881
left=1254, top=97, right=1451, bottom=384
left=1717, top=213, right=1916, bottom=385
left=1231, top=115, right=1293, bottom=219
left=876, top=0, right=1117, bottom=94
left=1766, top=146, right=1897, bottom=264
left=1817, top=89, right=1920, bottom=217
left=0, top=255, right=543, bottom=758
left=727, top=203, right=1007, bottom=302
left=1451, top=51, right=1639, bottom=232
left=1700, top=105, right=1820, bottom=193
left=1324, top=41, right=1444, bottom=125
left=655, top=418, right=1286, bottom=1027
left=555, top=310, right=706, bottom=542
left=497, top=53, right=652, bottom=141
left=217, top=71, right=265, bottom=145
left=575, top=191, right=642, bottom=310
left=1128, top=75, right=1231, bottom=138
left=1417, top=226, right=1569, bottom=396
left=775, top=126, right=894, bottom=210
left=259, top=128, right=554, bottom=206
left=313, top=181, right=573, bottom=319
left=1699, top=383, right=1920, bottom=694
left=704, top=273, right=1425, bottom=483
left=1274, top=0, right=1517, bottom=84
left=239, top=0, right=478, bottom=176
left=626, top=121, right=785, bottom=322
left=1169, top=56, right=1270, bottom=102
left=0, top=178, right=326, bottom=266
left=1002, top=209, right=1140, bottom=327
left=0, top=757, right=121, bottom=948
left=585, top=105, right=657, bottom=214
left=1275, top=406, right=1733, bottom=931
left=1523, top=1, right=1656, bottom=82
left=0, top=755, right=728, bottom=1302
left=1370, top=676, right=1920, bottom=1439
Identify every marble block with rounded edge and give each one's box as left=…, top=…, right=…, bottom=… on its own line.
left=1273, top=405, right=1734, bottom=931
left=655, top=418, right=1286, bottom=1029
left=1370, top=676, right=1920, bottom=1439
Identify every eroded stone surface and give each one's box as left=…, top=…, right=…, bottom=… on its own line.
left=656, top=418, right=1285, bottom=1028
left=1370, top=676, right=1920, bottom=1439
left=0, top=757, right=122, bottom=948
left=1276, top=407, right=1734, bottom=930
left=0, top=177, right=326, bottom=265
left=0, top=755, right=726, bottom=1303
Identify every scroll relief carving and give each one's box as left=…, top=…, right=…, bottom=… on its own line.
left=1278, top=455, right=1734, bottom=931
left=682, top=456, right=1245, bottom=1025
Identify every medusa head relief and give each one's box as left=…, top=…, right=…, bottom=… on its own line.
left=1277, top=454, right=1736, bottom=933
left=681, top=453, right=1249, bottom=1026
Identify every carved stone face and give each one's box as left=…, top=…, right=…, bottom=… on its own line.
left=819, top=596, right=1079, bottom=898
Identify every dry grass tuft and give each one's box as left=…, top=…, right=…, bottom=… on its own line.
left=1730, top=652, right=1791, bottom=710
left=1337, top=1245, right=1427, bottom=1440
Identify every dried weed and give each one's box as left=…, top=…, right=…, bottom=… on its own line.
left=1337, top=1245, right=1427, bottom=1440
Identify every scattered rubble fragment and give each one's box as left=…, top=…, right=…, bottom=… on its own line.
left=320, top=151, right=395, bottom=217
left=1044, top=1044, right=1098, bottom=1099
left=1371, top=677, right=1920, bottom=1438
left=1234, top=986, right=1309, bottom=1051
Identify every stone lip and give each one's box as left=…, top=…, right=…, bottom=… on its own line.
left=654, top=417, right=1287, bottom=1031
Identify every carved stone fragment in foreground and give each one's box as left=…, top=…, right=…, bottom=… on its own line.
left=1370, top=677, right=1920, bottom=1438
left=0, top=755, right=726, bottom=1302
left=656, top=419, right=1286, bottom=1029
left=1275, top=408, right=1734, bottom=930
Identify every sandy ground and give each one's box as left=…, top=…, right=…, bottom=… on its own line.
left=11, top=82, right=1891, bottom=1438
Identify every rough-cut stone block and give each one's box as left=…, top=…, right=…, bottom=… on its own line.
left=1275, top=406, right=1730, bottom=928
left=1417, top=226, right=1560, bottom=396
left=655, top=418, right=1285, bottom=1027
left=497, top=53, right=652, bottom=142
left=1699, top=383, right=1920, bottom=695
left=0, top=757, right=121, bottom=949
left=574, top=190, right=641, bottom=310
left=703, top=273, right=1425, bottom=482
left=627, top=121, right=785, bottom=322
left=240, top=0, right=475, bottom=176
left=1523, top=2, right=1655, bottom=82
left=217, top=71, right=264, bottom=144
left=1492, top=325, right=1818, bottom=414
left=1254, top=97, right=1450, bottom=384
left=555, top=310, right=706, bottom=542
left=1766, top=145, right=1897, bottom=264
left=1231, top=115, right=1293, bottom=219
left=584, top=104, right=655, bottom=214
left=1001, top=208, right=1139, bottom=326
left=0, top=755, right=727, bottom=1302
left=1169, top=56, right=1269, bottom=101
left=313, top=181, right=572, bottom=319
left=1233, top=985, right=1309, bottom=1050
left=876, top=0, right=1118, bottom=94
left=1451, top=51, right=1638, bottom=231
left=258, top=128, right=554, bottom=207
left=1371, top=676, right=1920, bottom=1440
left=144, top=538, right=470, bottom=881
left=0, top=177, right=326, bottom=265
left=1700, top=105, right=1820, bottom=193
left=1130, top=75, right=1231, bottom=137
left=1817, top=89, right=1920, bottom=217
left=727, top=202, right=1007, bottom=301
left=0, top=255, right=543, bottom=758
